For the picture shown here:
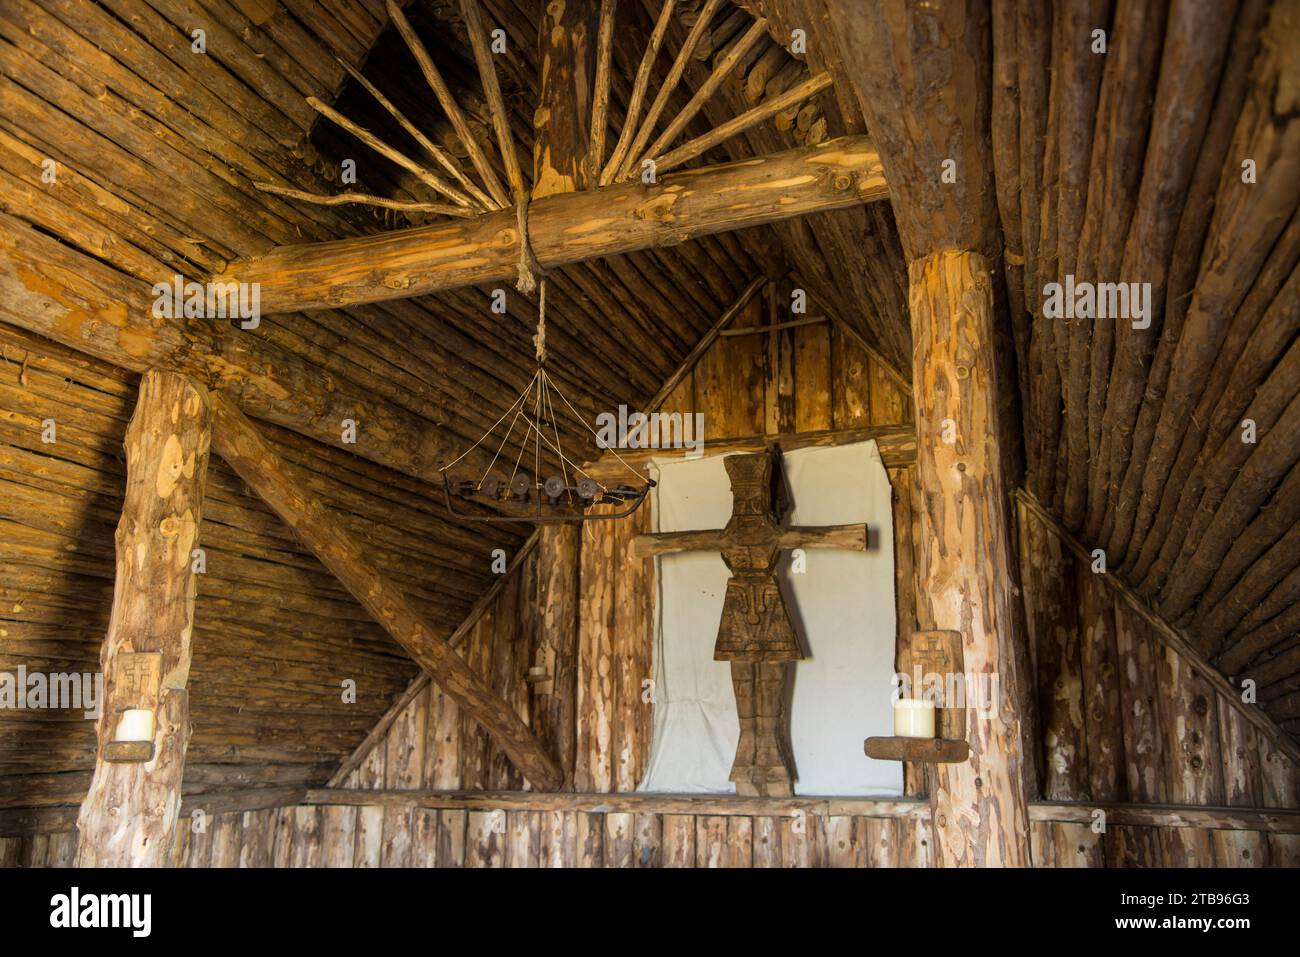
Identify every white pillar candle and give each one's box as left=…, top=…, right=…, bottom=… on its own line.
left=113, top=708, right=156, bottom=743
left=893, top=698, right=936, bottom=738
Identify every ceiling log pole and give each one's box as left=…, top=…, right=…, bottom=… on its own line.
left=461, top=0, right=529, bottom=203
left=599, top=0, right=678, bottom=185
left=387, top=0, right=510, bottom=208
left=209, top=394, right=564, bottom=792
left=640, top=17, right=770, bottom=165
left=648, top=72, right=834, bottom=174
left=821, top=0, right=1034, bottom=866
left=587, top=0, right=616, bottom=179
left=76, top=370, right=212, bottom=867
left=215, top=135, right=887, bottom=313
left=618, top=0, right=725, bottom=181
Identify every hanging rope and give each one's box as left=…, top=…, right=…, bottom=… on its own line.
left=515, top=187, right=547, bottom=366
left=533, top=280, right=547, bottom=365
left=439, top=189, right=650, bottom=521
left=514, top=192, right=543, bottom=295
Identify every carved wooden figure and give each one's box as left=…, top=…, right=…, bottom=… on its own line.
left=633, top=451, right=870, bottom=796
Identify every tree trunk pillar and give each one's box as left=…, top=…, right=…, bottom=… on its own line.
left=77, top=370, right=212, bottom=867
left=911, top=250, right=1033, bottom=866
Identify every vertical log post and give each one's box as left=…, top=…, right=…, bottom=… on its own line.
left=533, top=524, right=581, bottom=788
left=76, top=370, right=212, bottom=867
left=823, top=0, right=1034, bottom=866
left=532, top=1, right=594, bottom=789
left=910, top=253, right=1033, bottom=865
left=535, top=0, right=597, bottom=194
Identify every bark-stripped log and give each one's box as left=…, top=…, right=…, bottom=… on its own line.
left=209, top=396, right=563, bottom=791
left=910, top=252, right=1033, bottom=866
left=76, top=370, right=212, bottom=867
left=1017, top=496, right=1087, bottom=800
left=215, top=136, right=887, bottom=312
left=819, top=1, right=998, bottom=261
left=533, top=525, right=580, bottom=789
left=534, top=0, right=597, bottom=196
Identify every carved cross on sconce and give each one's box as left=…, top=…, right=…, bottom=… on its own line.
left=633, top=450, right=870, bottom=796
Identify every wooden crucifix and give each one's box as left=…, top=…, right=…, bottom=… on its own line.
left=632, top=450, right=870, bottom=796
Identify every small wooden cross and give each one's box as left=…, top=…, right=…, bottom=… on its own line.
left=116, top=651, right=162, bottom=706
left=633, top=450, right=870, bottom=795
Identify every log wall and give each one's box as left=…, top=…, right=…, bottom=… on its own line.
left=1018, top=498, right=1299, bottom=834
left=140, top=316, right=1296, bottom=868
left=8, top=799, right=1295, bottom=868
left=117, top=302, right=927, bottom=867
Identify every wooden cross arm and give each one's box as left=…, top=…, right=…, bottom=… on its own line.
left=779, top=524, right=870, bottom=551
left=633, top=529, right=725, bottom=558
left=632, top=523, right=869, bottom=558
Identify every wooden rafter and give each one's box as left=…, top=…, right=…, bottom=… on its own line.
left=209, top=396, right=563, bottom=790
left=649, top=71, right=833, bottom=174
left=639, top=17, right=770, bottom=167
left=387, top=0, right=510, bottom=209
left=600, top=0, right=678, bottom=185
left=587, top=0, right=617, bottom=178
left=305, top=96, right=475, bottom=209
left=334, top=55, right=489, bottom=209
left=460, top=0, right=527, bottom=203
left=253, top=182, right=472, bottom=217
left=617, top=0, right=725, bottom=181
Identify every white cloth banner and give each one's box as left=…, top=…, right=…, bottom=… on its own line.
left=639, top=440, right=902, bottom=795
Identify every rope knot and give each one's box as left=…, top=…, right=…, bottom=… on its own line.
left=513, top=192, right=547, bottom=365
left=533, top=280, right=547, bottom=365
left=514, top=197, right=543, bottom=296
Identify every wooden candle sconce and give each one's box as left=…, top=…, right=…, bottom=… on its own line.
left=103, top=651, right=162, bottom=764
left=525, top=645, right=556, bottom=694
left=864, top=629, right=971, bottom=764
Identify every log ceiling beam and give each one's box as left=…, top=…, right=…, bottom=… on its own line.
left=76, top=370, right=212, bottom=867
left=0, top=209, right=491, bottom=483
left=215, top=136, right=887, bottom=314
left=209, top=395, right=564, bottom=791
